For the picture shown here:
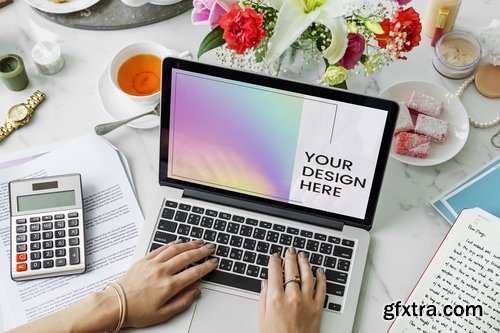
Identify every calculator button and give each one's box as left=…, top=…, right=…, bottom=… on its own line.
left=16, top=218, right=27, bottom=224
left=42, top=215, right=53, bottom=221
left=42, top=222, right=53, bottom=230
left=30, top=242, right=41, bottom=251
left=16, top=225, right=27, bottom=233
left=43, top=260, right=54, bottom=268
left=54, top=214, right=65, bottom=220
left=16, top=263, right=28, bottom=272
left=31, top=261, right=42, bottom=270
left=69, top=238, right=79, bottom=246
left=43, top=241, right=53, bottom=249
left=43, top=250, right=54, bottom=258
left=68, top=219, right=79, bottom=227
left=30, top=216, right=41, bottom=222
left=69, top=247, right=80, bottom=265
left=42, top=231, right=54, bottom=239
left=16, top=235, right=27, bottom=243
left=68, top=212, right=79, bottom=218
left=68, top=228, right=79, bottom=237
left=55, top=221, right=65, bottom=229
left=16, top=253, right=27, bottom=262
left=30, top=233, right=41, bottom=241
left=56, top=249, right=66, bottom=257
left=16, top=244, right=27, bottom=252
left=56, top=258, right=67, bottom=267
left=55, top=230, right=66, bottom=238
left=30, top=224, right=41, bottom=232
left=55, top=239, right=66, bottom=247
left=31, top=252, right=41, bottom=260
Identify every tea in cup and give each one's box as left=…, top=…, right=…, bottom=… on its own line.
left=109, top=41, right=171, bottom=105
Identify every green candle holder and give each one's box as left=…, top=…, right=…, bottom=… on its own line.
left=0, top=54, right=29, bottom=91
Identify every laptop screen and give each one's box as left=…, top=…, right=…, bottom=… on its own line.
left=160, top=58, right=398, bottom=230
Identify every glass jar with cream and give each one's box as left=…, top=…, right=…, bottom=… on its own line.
left=432, top=30, right=481, bottom=79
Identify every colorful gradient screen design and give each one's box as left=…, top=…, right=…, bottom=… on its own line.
left=168, top=69, right=388, bottom=220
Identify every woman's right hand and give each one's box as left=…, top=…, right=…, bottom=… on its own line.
left=258, top=247, right=327, bottom=333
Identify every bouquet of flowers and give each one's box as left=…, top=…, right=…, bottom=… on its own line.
left=191, top=0, right=422, bottom=87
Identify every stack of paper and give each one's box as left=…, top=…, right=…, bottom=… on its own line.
left=0, top=135, right=144, bottom=331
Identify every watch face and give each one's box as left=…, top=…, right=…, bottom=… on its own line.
left=8, top=104, right=29, bottom=122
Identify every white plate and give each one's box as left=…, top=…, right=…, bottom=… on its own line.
left=97, top=65, right=159, bottom=129
left=380, top=81, right=470, bottom=166
left=25, top=0, right=100, bottom=14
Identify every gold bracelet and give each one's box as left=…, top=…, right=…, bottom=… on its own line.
left=106, top=282, right=127, bottom=333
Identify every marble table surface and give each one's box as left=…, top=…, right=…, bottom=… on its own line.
left=0, top=0, right=499, bottom=332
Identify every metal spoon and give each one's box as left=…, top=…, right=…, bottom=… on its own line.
left=94, top=103, right=160, bottom=135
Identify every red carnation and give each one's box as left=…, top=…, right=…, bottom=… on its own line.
left=218, top=4, right=266, bottom=54
left=375, top=7, right=421, bottom=59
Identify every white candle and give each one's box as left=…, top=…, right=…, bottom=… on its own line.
left=422, top=0, right=462, bottom=38
left=31, top=41, right=65, bottom=75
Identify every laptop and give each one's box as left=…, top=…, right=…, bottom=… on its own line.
left=133, top=57, right=398, bottom=333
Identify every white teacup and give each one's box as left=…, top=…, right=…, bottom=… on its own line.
left=109, top=41, right=190, bottom=105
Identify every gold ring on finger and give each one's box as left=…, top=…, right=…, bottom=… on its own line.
left=283, top=275, right=301, bottom=287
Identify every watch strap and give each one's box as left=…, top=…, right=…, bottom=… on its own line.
left=0, top=121, right=15, bottom=142
left=26, top=90, right=47, bottom=110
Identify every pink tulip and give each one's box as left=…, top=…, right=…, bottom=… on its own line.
left=191, top=0, right=236, bottom=29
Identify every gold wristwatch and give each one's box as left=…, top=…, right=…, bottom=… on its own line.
left=0, top=90, right=46, bottom=143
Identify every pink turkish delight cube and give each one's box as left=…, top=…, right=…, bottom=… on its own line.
left=395, top=132, right=431, bottom=159
left=394, top=103, right=414, bottom=134
left=414, top=114, right=448, bottom=143
left=407, top=91, right=443, bottom=118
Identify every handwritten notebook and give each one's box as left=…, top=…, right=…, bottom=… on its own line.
left=389, top=208, right=500, bottom=333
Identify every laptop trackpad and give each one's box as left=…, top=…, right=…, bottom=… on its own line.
left=188, top=288, right=258, bottom=333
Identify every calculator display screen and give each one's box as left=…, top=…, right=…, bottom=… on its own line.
left=17, top=190, right=76, bottom=212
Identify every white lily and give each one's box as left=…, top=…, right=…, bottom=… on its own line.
left=266, top=0, right=349, bottom=65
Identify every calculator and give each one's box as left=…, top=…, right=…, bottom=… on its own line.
left=9, top=174, right=85, bottom=281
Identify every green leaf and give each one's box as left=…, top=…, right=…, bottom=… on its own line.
left=333, top=80, right=348, bottom=90
left=197, top=27, right=225, bottom=59
left=364, top=20, right=384, bottom=35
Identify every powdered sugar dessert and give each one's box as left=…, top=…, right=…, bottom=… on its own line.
left=395, top=132, right=431, bottom=158
left=394, top=103, right=414, bottom=134
left=407, top=91, right=443, bottom=118
left=414, top=114, right=449, bottom=143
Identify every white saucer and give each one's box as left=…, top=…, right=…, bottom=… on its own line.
left=25, top=0, right=101, bottom=14
left=380, top=81, right=470, bottom=166
left=97, top=65, right=159, bottom=129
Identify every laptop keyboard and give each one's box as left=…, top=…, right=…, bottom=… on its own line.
left=148, top=199, right=356, bottom=313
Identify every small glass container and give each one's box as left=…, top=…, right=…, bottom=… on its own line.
left=432, top=30, right=481, bottom=79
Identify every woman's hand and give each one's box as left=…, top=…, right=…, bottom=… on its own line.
left=258, top=247, right=326, bottom=333
left=8, top=239, right=217, bottom=333
left=118, top=239, right=218, bottom=328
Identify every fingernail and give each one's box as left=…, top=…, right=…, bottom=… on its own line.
left=209, top=258, right=219, bottom=264
left=173, top=239, right=182, bottom=244
left=317, top=267, right=325, bottom=275
left=288, top=247, right=296, bottom=254
left=194, top=239, right=204, bottom=244
left=193, top=289, right=201, bottom=300
left=298, top=251, right=307, bottom=258
left=206, top=243, right=216, bottom=249
left=261, top=279, right=267, bottom=290
left=272, top=253, right=280, bottom=257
